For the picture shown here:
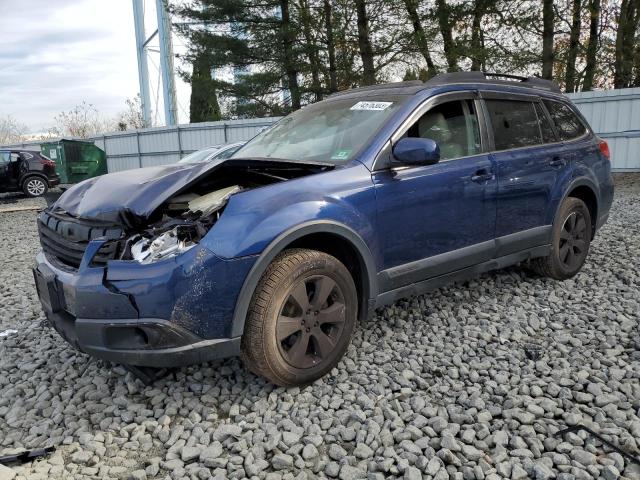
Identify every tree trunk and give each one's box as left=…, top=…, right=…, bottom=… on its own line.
left=189, top=52, right=221, bottom=123
left=403, top=0, right=437, bottom=77
left=435, top=0, right=458, bottom=71
left=564, top=0, right=582, bottom=92
left=280, top=0, right=301, bottom=110
left=355, top=0, right=376, bottom=85
left=323, top=0, right=338, bottom=92
left=470, top=0, right=488, bottom=71
left=582, top=0, right=600, bottom=91
left=614, top=0, right=639, bottom=88
left=299, top=0, right=323, bottom=101
left=541, top=0, right=555, bottom=80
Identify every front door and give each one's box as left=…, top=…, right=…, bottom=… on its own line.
left=373, top=93, right=497, bottom=291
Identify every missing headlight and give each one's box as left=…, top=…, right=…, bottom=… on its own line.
left=131, top=226, right=197, bottom=264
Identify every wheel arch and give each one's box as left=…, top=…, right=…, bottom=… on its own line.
left=230, top=220, right=378, bottom=338
left=555, top=178, right=599, bottom=239
left=20, top=172, right=50, bottom=188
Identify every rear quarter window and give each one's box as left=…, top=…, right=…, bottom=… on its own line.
left=543, top=100, right=587, bottom=141
left=485, top=99, right=542, bottom=151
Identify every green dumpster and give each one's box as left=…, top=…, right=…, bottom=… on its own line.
left=40, top=139, right=108, bottom=184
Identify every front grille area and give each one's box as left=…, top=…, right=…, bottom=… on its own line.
left=38, top=210, right=124, bottom=269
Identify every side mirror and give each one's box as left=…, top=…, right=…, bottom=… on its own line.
left=392, top=137, right=440, bottom=166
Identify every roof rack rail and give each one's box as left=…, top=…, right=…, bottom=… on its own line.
left=424, top=71, right=561, bottom=93
left=327, top=80, right=424, bottom=98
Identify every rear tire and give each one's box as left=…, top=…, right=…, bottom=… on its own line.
left=241, top=249, right=358, bottom=386
left=530, top=197, right=592, bottom=280
left=23, top=176, right=48, bottom=197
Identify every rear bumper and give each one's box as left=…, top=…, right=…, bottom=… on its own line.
left=48, top=175, right=60, bottom=187
left=43, top=308, right=240, bottom=367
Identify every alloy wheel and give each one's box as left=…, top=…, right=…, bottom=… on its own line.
left=26, top=179, right=46, bottom=196
left=276, top=275, right=346, bottom=369
left=559, top=211, right=588, bottom=270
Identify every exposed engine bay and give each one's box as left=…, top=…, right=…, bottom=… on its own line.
left=104, top=161, right=331, bottom=265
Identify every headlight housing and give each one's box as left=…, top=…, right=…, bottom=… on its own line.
left=131, top=226, right=196, bottom=264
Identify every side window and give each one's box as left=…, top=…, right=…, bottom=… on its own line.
left=10, top=153, right=20, bottom=162
left=0, top=152, right=9, bottom=164
left=535, top=103, right=556, bottom=143
left=407, top=99, right=481, bottom=160
left=543, top=100, right=587, bottom=141
left=485, top=100, right=541, bottom=150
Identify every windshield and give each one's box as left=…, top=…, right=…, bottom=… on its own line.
left=178, top=146, right=220, bottom=164
left=233, top=96, right=407, bottom=163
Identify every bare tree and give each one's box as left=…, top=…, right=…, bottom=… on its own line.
left=52, top=102, right=113, bottom=138
left=116, top=95, right=148, bottom=131
left=0, top=115, right=28, bottom=145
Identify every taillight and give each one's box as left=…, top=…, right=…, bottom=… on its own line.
left=40, top=159, right=56, bottom=168
left=598, top=140, right=610, bottom=161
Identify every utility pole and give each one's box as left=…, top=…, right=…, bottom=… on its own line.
left=132, top=0, right=178, bottom=127
left=132, top=0, right=152, bottom=127
left=156, top=0, right=178, bottom=126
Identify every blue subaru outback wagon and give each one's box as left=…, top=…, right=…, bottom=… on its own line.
left=34, top=72, right=614, bottom=386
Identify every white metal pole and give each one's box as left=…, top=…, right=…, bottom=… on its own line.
left=132, top=0, right=152, bottom=127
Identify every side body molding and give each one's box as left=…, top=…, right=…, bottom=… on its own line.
left=230, top=220, right=378, bottom=338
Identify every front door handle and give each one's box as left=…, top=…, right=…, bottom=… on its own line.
left=549, top=156, right=566, bottom=167
left=471, top=169, right=494, bottom=183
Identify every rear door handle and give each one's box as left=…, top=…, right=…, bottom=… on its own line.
left=549, top=156, right=566, bottom=167
left=471, top=169, right=494, bottom=183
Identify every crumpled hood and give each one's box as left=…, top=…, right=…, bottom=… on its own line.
left=52, top=159, right=224, bottom=223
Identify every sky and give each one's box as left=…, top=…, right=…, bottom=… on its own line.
left=0, top=0, right=190, bottom=133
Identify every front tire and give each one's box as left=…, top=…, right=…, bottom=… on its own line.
left=241, top=249, right=358, bottom=386
left=531, top=197, right=592, bottom=280
left=23, top=176, right=48, bottom=197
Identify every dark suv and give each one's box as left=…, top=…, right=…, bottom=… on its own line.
left=0, top=150, right=60, bottom=197
left=34, top=72, right=613, bottom=386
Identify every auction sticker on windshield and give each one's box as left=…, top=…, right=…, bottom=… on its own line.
left=350, top=101, right=393, bottom=111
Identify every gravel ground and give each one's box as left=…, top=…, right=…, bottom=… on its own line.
left=0, top=175, right=639, bottom=480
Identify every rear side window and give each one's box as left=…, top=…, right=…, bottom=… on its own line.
left=485, top=100, right=541, bottom=150
left=543, top=100, right=587, bottom=141
left=534, top=103, right=556, bottom=143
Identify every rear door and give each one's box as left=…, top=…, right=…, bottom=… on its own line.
left=0, top=151, right=10, bottom=190
left=482, top=93, right=570, bottom=256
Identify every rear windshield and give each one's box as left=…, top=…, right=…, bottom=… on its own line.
left=233, top=96, right=408, bottom=163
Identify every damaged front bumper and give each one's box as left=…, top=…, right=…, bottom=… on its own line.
left=33, top=242, right=256, bottom=368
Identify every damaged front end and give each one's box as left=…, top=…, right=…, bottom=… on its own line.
left=41, top=159, right=330, bottom=270
left=34, top=158, right=332, bottom=367
left=129, top=185, right=242, bottom=264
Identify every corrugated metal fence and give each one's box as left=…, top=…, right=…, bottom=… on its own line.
left=94, top=117, right=280, bottom=172
left=567, top=88, right=640, bottom=171
left=3, top=117, right=280, bottom=173
left=3, top=87, right=639, bottom=172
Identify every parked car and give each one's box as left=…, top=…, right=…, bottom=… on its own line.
left=178, top=142, right=246, bottom=164
left=33, top=72, right=613, bottom=386
left=0, top=150, right=60, bottom=197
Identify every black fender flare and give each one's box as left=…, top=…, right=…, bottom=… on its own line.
left=230, top=220, right=378, bottom=338
left=552, top=176, right=600, bottom=227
